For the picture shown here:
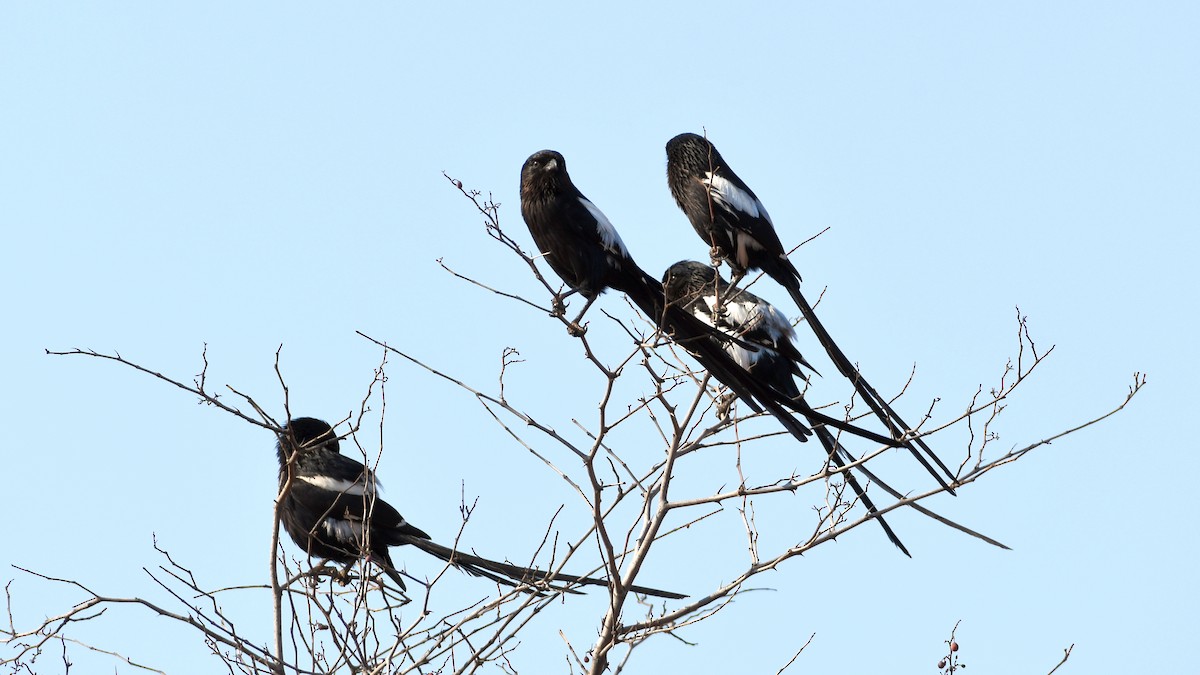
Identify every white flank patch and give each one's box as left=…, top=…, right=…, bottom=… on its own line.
left=725, top=341, right=759, bottom=370
left=705, top=173, right=772, bottom=224
left=734, top=231, right=766, bottom=270
left=579, top=198, right=629, bottom=256
left=299, top=474, right=373, bottom=496
left=322, top=518, right=365, bottom=543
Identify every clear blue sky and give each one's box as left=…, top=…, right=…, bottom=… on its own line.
left=4, top=2, right=1197, bottom=673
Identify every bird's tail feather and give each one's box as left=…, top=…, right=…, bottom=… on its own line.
left=398, top=536, right=687, bottom=600
left=812, top=427, right=910, bottom=556
left=817, top=427, right=1010, bottom=550
left=779, top=276, right=957, bottom=494
left=781, top=396, right=905, bottom=447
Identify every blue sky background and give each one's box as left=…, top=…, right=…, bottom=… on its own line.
left=4, top=2, right=1197, bottom=673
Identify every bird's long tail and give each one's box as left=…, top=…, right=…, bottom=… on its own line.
left=778, top=274, right=957, bottom=494
left=623, top=268, right=916, bottom=451
left=811, top=427, right=910, bottom=555
left=815, top=426, right=1009, bottom=550
left=398, top=536, right=687, bottom=599
left=623, top=266, right=972, bottom=556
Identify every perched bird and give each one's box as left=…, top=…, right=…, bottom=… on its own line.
left=275, top=416, right=685, bottom=599
left=518, top=150, right=654, bottom=335
left=663, top=262, right=1009, bottom=552
left=666, top=132, right=956, bottom=493
left=519, top=150, right=896, bottom=449
left=662, top=260, right=817, bottom=393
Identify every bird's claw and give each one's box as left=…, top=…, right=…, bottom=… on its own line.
left=715, top=393, right=737, bottom=420
left=306, top=564, right=352, bottom=587
left=567, top=321, right=588, bottom=337
left=550, top=295, right=567, bottom=318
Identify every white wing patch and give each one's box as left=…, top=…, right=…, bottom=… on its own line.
left=699, top=292, right=797, bottom=370
left=693, top=300, right=759, bottom=371
left=299, top=474, right=376, bottom=497
left=720, top=298, right=756, bottom=329
left=579, top=198, right=629, bottom=257
left=704, top=172, right=772, bottom=224
left=756, top=302, right=797, bottom=344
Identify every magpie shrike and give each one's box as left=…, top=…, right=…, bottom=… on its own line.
left=276, top=417, right=685, bottom=598
left=519, top=150, right=900, bottom=449
left=663, top=261, right=1009, bottom=553
left=518, top=150, right=647, bottom=336
left=662, top=261, right=908, bottom=553
left=666, top=132, right=957, bottom=493
left=662, top=260, right=817, bottom=394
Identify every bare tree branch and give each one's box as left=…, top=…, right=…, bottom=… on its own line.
left=9, top=176, right=1144, bottom=674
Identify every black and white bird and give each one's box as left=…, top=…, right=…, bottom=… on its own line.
left=663, top=262, right=1009, bottom=553
left=519, top=150, right=896, bottom=449
left=665, top=132, right=957, bottom=493
left=663, top=260, right=817, bottom=396
left=518, top=150, right=655, bottom=336
left=276, top=417, right=685, bottom=598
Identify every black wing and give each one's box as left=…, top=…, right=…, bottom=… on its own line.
left=520, top=150, right=633, bottom=298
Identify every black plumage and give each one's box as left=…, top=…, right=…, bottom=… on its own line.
left=518, top=150, right=660, bottom=334
left=519, top=150, right=897, bottom=449
left=663, top=262, right=1010, bottom=552
left=663, top=261, right=906, bottom=553
left=666, top=132, right=957, bottom=493
left=276, top=417, right=685, bottom=599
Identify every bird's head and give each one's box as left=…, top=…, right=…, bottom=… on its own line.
left=520, top=150, right=568, bottom=193
left=662, top=260, right=718, bottom=304
left=666, top=132, right=724, bottom=176
left=278, top=417, right=341, bottom=460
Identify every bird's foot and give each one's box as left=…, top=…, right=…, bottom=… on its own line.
left=304, top=564, right=331, bottom=585
left=715, top=393, right=737, bottom=420
left=305, top=563, right=351, bottom=587
left=550, top=294, right=567, bottom=318
left=567, top=321, right=588, bottom=337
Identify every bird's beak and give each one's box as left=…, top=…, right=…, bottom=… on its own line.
left=544, top=158, right=558, bottom=171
